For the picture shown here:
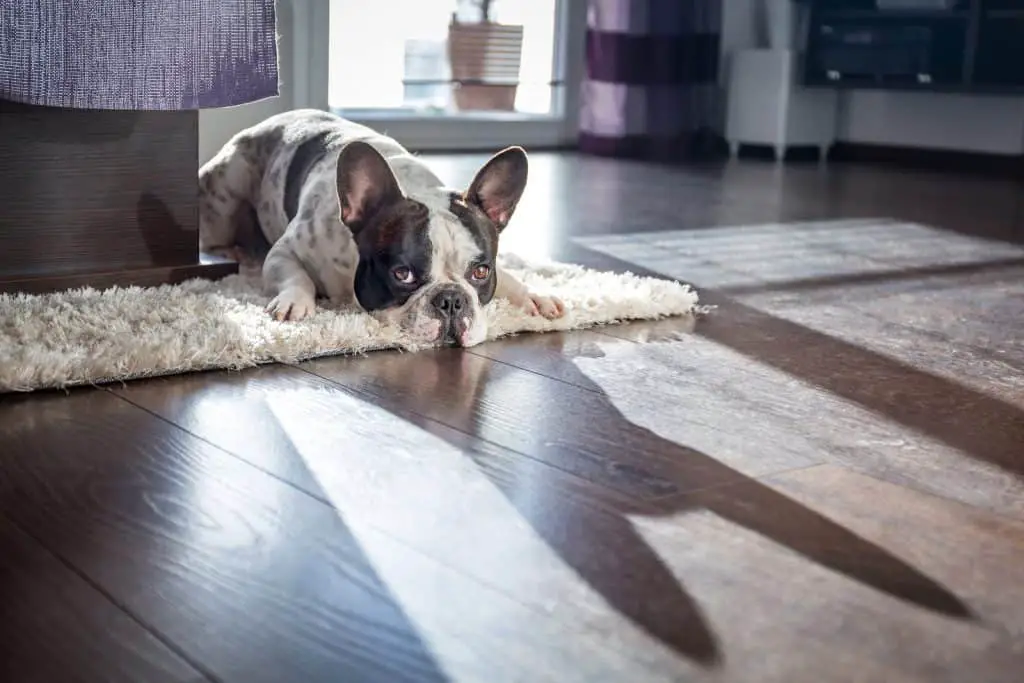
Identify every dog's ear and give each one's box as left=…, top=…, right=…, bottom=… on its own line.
left=464, top=146, right=528, bottom=231
left=336, top=141, right=403, bottom=233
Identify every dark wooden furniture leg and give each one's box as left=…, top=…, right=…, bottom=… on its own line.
left=0, top=99, right=237, bottom=294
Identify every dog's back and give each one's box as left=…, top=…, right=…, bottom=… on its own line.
left=199, top=109, right=445, bottom=251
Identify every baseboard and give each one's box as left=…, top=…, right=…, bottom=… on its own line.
left=829, top=142, right=1024, bottom=179
left=578, top=129, right=731, bottom=163
left=0, top=254, right=238, bottom=295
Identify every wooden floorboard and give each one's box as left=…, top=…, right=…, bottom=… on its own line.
left=623, top=463, right=1024, bottom=682
left=108, top=354, right=1024, bottom=682
left=0, top=384, right=666, bottom=683
left=0, top=515, right=206, bottom=683
left=3, top=154, right=1024, bottom=681
left=109, top=357, right=1024, bottom=682
left=300, top=349, right=819, bottom=495
left=471, top=311, right=1024, bottom=521
left=0, top=389, right=446, bottom=683
left=111, top=365, right=723, bottom=673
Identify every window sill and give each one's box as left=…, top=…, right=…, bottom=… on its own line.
left=332, top=108, right=561, bottom=123
left=333, top=108, right=576, bottom=151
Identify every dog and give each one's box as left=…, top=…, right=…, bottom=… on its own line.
left=198, top=109, right=566, bottom=347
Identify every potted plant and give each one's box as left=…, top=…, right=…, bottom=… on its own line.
left=447, top=0, right=524, bottom=111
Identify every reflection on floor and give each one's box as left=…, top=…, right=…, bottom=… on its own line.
left=2, top=154, right=1023, bottom=683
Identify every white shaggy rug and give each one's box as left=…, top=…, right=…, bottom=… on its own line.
left=0, top=253, right=700, bottom=393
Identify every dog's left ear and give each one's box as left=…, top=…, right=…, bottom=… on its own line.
left=336, top=140, right=404, bottom=234
left=464, top=146, right=528, bottom=231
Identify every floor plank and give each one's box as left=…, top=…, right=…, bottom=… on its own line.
left=290, top=345, right=1001, bottom=614
left=112, top=366, right=722, bottom=674
left=427, top=154, right=1024, bottom=263
left=0, top=388, right=637, bottom=683
left=693, top=299, right=1024, bottom=515
left=111, top=363, right=1024, bottom=682
left=624, top=463, right=1024, bottom=683
left=301, top=347, right=821, bottom=496
left=469, top=309, right=1024, bottom=522
left=0, top=517, right=205, bottom=683
left=572, top=219, right=1024, bottom=293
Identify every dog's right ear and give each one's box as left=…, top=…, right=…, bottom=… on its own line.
left=464, top=145, right=528, bottom=232
left=336, top=141, right=404, bottom=233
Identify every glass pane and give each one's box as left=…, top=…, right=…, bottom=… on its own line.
left=328, top=0, right=559, bottom=115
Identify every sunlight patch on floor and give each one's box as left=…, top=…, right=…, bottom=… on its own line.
left=257, top=386, right=688, bottom=680
left=573, top=219, right=1024, bottom=289
left=570, top=338, right=1024, bottom=515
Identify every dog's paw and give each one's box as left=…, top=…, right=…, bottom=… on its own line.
left=266, top=289, right=317, bottom=321
left=524, top=292, right=566, bottom=319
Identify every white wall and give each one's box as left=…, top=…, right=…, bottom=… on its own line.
left=717, top=0, right=760, bottom=130
left=720, top=0, right=1024, bottom=155
left=836, top=91, right=1024, bottom=155
left=721, top=0, right=760, bottom=61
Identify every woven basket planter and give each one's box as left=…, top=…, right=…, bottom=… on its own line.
left=447, top=20, right=524, bottom=112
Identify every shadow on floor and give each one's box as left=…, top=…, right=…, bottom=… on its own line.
left=568, top=244, right=1024, bottom=482
left=306, top=341, right=975, bottom=669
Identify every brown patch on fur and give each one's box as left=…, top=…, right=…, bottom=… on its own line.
left=449, top=192, right=499, bottom=257
left=371, top=199, right=431, bottom=251
left=449, top=192, right=491, bottom=230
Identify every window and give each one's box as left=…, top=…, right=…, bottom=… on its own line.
left=321, top=0, right=583, bottom=150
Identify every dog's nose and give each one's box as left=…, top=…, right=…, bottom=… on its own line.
left=431, top=288, right=468, bottom=318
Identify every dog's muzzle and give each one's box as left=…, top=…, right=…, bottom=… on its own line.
left=430, top=285, right=470, bottom=345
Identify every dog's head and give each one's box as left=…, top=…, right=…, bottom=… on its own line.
left=336, top=141, right=527, bottom=347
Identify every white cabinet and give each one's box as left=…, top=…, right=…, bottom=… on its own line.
left=725, top=48, right=839, bottom=161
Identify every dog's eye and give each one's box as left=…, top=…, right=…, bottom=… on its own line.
left=470, top=264, right=490, bottom=281
left=392, top=266, right=416, bottom=284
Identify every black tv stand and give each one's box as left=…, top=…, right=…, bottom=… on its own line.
left=802, top=0, right=1024, bottom=93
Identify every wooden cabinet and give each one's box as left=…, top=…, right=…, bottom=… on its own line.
left=0, top=101, right=236, bottom=294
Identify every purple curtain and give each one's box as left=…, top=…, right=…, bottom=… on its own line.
left=0, top=0, right=279, bottom=110
left=579, top=0, right=723, bottom=161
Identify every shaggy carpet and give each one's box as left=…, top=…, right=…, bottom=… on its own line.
left=0, top=254, right=700, bottom=393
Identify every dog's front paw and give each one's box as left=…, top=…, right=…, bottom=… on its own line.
left=266, top=289, right=317, bottom=321
left=524, top=292, right=566, bottom=319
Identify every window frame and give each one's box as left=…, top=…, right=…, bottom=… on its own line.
left=290, top=0, right=585, bottom=151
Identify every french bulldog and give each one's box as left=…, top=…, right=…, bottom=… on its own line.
left=198, top=109, right=565, bottom=347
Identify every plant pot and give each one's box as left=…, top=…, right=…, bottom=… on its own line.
left=447, top=20, right=524, bottom=112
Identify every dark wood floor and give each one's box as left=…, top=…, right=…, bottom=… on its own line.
left=2, top=154, right=1024, bottom=683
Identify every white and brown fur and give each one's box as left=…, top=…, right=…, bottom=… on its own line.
left=198, top=109, right=564, bottom=347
